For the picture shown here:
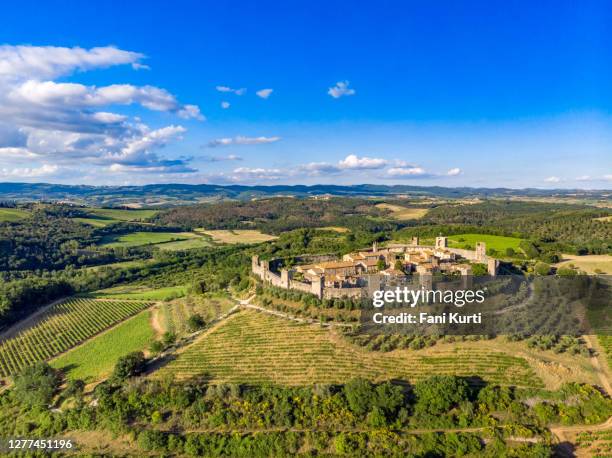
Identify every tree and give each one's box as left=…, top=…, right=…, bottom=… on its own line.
left=187, top=313, right=205, bottom=332
left=414, top=375, right=470, bottom=416
left=149, top=341, right=164, bottom=354
left=13, top=362, right=60, bottom=408
left=376, top=258, right=386, bottom=271
left=505, top=247, right=515, bottom=257
left=534, top=262, right=551, bottom=276
left=471, top=263, right=488, bottom=276
left=162, top=332, right=176, bottom=346
left=343, top=378, right=374, bottom=416
left=113, top=351, right=146, bottom=380
left=64, top=379, right=85, bottom=398
left=557, top=267, right=577, bottom=277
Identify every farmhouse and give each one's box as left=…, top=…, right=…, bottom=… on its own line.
left=252, top=236, right=499, bottom=299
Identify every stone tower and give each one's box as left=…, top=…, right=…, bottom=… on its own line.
left=411, top=236, right=419, bottom=246
left=251, top=255, right=260, bottom=272
left=487, top=258, right=499, bottom=276
left=311, top=275, right=324, bottom=299
left=435, top=236, right=448, bottom=249
left=281, top=269, right=290, bottom=288
left=372, top=241, right=378, bottom=253
left=476, top=242, right=486, bottom=262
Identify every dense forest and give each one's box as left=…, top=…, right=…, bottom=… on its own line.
left=2, top=358, right=609, bottom=456
left=152, top=197, right=401, bottom=234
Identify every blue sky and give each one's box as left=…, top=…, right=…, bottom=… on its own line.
left=0, top=0, right=610, bottom=188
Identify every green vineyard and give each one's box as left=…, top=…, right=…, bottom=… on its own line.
left=0, top=298, right=153, bottom=377
left=156, top=310, right=544, bottom=387
left=599, top=335, right=612, bottom=368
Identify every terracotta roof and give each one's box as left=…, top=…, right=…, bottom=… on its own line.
left=317, top=261, right=357, bottom=269
left=358, top=258, right=380, bottom=266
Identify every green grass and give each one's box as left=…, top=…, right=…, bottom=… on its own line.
left=87, top=284, right=188, bottom=301
left=72, top=217, right=111, bottom=227
left=86, top=208, right=158, bottom=221
left=157, top=237, right=213, bottom=251
left=51, top=311, right=154, bottom=382
left=0, top=208, right=29, bottom=222
left=447, top=234, right=524, bottom=254
left=0, top=298, right=152, bottom=377
left=72, top=208, right=158, bottom=227
left=598, top=336, right=612, bottom=368
left=100, top=231, right=199, bottom=248
left=155, top=310, right=543, bottom=387
left=84, top=259, right=151, bottom=272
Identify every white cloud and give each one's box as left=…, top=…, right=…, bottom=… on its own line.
left=544, top=176, right=561, bottom=183
left=0, top=146, right=38, bottom=158
left=256, top=88, right=273, bottom=99
left=0, top=163, right=58, bottom=178
left=108, top=162, right=194, bottom=174
left=216, top=85, right=246, bottom=95
left=299, top=162, right=341, bottom=175
left=0, top=44, right=202, bottom=178
left=446, top=167, right=462, bottom=176
left=202, top=154, right=242, bottom=162
left=604, top=174, right=612, bottom=181
left=387, top=167, right=428, bottom=177
left=6, top=80, right=203, bottom=120
left=221, top=101, right=230, bottom=109
left=575, top=175, right=592, bottom=181
left=0, top=45, right=144, bottom=79
left=231, top=167, right=284, bottom=181
left=338, top=154, right=387, bottom=170
left=207, top=135, right=281, bottom=147
left=328, top=81, right=355, bottom=98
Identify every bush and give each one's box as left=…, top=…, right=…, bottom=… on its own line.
left=534, top=262, right=551, bottom=276
left=13, top=362, right=61, bottom=408
left=162, top=332, right=176, bottom=346
left=187, top=314, right=206, bottom=332
left=113, top=351, right=146, bottom=380
left=138, top=430, right=167, bottom=451
left=149, top=341, right=165, bottom=354
left=414, top=375, right=470, bottom=416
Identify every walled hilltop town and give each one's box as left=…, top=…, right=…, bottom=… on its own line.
left=252, top=236, right=500, bottom=299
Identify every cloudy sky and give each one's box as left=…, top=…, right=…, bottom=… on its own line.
left=0, top=1, right=610, bottom=188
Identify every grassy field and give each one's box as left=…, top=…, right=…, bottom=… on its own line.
left=87, top=284, right=188, bottom=301
left=101, top=231, right=201, bottom=248
left=73, top=208, right=158, bottom=227
left=555, top=254, right=612, bottom=274
left=72, top=217, right=111, bottom=227
left=86, top=207, right=158, bottom=221
left=0, top=298, right=152, bottom=378
left=594, top=215, right=612, bottom=222
left=155, top=293, right=236, bottom=336
left=84, top=259, right=152, bottom=272
left=447, top=234, right=524, bottom=253
left=0, top=207, right=29, bottom=222
left=376, top=203, right=429, bottom=220
left=316, top=226, right=349, bottom=233
left=598, top=336, right=612, bottom=368
left=199, top=229, right=278, bottom=244
left=51, top=311, right=154, bottom=382
left=157, top=237, right=213, bottom=251
left=154, top=310, right=543, bottom=387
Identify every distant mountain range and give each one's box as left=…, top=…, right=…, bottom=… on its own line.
left=0, top=182, right=609, bottom=207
